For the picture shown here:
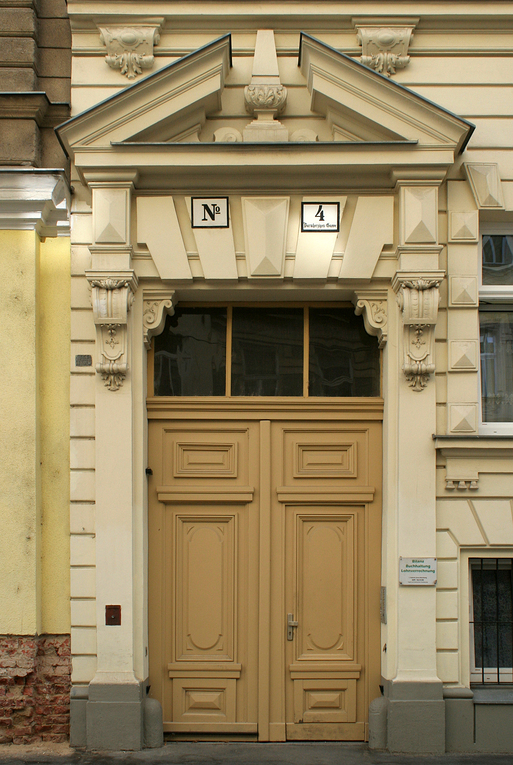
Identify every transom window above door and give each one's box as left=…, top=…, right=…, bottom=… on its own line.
left=153, top=306, right=380, bottom=397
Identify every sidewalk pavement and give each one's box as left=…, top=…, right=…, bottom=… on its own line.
left=1, top=742, right=513, bottom=765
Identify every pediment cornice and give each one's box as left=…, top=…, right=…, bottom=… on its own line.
left=299, top=33, right=474, bottom=153
left=58, top=30, right=474, bottom=192
left=57, top=34, right=232, bottom=155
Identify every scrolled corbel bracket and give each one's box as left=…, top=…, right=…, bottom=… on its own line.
left=355, top=24, right=416, bottom=77
left=392, top=271, right=444, bottom=391
left=86, top=270, right=139, bottom=391
left=143, top=289, right=176, bottom=350
left=352, top=290, right=388, bottom=349
left=98, top=21, right=163, bottom=79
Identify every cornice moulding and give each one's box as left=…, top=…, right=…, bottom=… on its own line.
left=298, top=33, right=473, bottom=153
left=0, top=93, right=70, bottom=127
left=0, top=170, right=70, bottom=236
left=73, top=144, right=457, bottom=193
left=57, top=34, right=232, bottom=156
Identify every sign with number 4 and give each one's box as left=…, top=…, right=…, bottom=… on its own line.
left=301, top=202, right=340, bottom=232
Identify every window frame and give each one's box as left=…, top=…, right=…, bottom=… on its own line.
left=479, top=224, right=513, bottom=434
left=460, top=550, right=513, bottom=689
left=468, top=557, right=513, bottom=685
left=149, top=302, right=383, bottom=399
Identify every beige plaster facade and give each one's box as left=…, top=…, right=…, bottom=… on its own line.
left=55, top=0, right=513, bottom=754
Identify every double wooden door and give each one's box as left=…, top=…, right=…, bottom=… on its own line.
left=148, top=403, right=382, bottom=741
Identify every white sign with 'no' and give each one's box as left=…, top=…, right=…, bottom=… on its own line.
left=301, top=202, right=340, bottom=232
left=191, top=197, right=229, bottom=228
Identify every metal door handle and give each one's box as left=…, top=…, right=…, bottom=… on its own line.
left=287, top=613, right=298, bottom=641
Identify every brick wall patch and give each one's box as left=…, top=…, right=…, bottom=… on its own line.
left=0, top=635, right=71, bottom=744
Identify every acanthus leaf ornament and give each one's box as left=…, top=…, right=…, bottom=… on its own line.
left=244, top=84, right=288, bottom=116
left=87, top=271, right=138, bottom=391
left=143, top=289, right=176, bottom=350
left=99, top=25, right=162, bottom=79
left=356, top=26, right=415, bottom=77
left=392, top=272, right=443, bottom=392
left=353, top=290, right=388, bottom=349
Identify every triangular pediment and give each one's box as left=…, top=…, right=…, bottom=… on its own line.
left=299, top=33, right=473, bottom=152
left=57, top=31, right=474, bottom=191
left=57, top=35, right=232, bottom=154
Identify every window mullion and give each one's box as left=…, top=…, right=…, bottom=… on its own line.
left=226, top=305, right=233, bottom=397
left=304, top=307, right=309, bottom=398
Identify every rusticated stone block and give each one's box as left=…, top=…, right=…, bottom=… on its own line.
left=0, top=8, right=36, bottom=35
left=40, top=0, right=68, bottom=19
left=0, top=120, right=41, bottom=167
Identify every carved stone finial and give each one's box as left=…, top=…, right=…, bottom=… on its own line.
left=243, top=30, right=288, bottom=142
left=143, top=289, right=176, bottom=349
left=353, top=290, right=388, bottom=349
left=392, top=272, right=443, bottom=391
left=356, top=26, right=414, bottom=77
left=99, top=25, right=162, bottom=79
left=87, top=271, right=138, bottom=391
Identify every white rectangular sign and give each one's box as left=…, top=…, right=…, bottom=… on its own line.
left=191, top=197, right=229, bottom=228
left=301, top=202, right=340, bottom=232
left=399, top=557, right=437, bottom=586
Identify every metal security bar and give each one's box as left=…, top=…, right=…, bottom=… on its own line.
left=470, top=558, right=513, bottom=684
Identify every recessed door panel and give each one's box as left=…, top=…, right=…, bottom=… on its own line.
left=296, top=512, right=355, bottom=662
left=175, top=514, right=236, bottom=661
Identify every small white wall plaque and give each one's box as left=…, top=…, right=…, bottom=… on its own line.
left=191, top=197, right=229, bottom=228
left=301, top=202, right=340, bottom=232
left=399, top=557, right=437, bottom=585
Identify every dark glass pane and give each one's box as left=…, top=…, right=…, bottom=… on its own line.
left=480, top=311, right=513, bottom=422
left=472, top=561, right=513, bottom=670
left=154, top=307, right=226, bottom=396
left=482, top=235, right=513, bottom=285
left=231, top=308, right=303, bottom=396
left=309, top=308, right=380, bottom=397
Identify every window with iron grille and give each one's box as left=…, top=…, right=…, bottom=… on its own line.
left=470, top=558, right=513, bottom=684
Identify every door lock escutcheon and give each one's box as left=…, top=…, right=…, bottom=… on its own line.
left=287, top=613, right=298, bottom=641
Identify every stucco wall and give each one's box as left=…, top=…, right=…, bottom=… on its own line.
left=0, top=230, right=70, bottom=636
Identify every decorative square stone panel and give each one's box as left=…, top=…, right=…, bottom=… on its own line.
left=449, top=276, right=478, bottom=307
left=449, top=341, right=478, bottom=371
left=449, top=404, right=478, bottom=434
left=449, top=211, right=479, bottom=242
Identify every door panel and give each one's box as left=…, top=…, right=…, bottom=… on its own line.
left=295, top=512, right=355, bottom=662
left=148, top=408, right=381, bottom=741
left=149, top=420, right=259, bottom=735
left=175, top=514, right=236, bottom=662
left=270, top=420, right=381, bottom=741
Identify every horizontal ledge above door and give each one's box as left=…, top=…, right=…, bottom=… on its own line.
left=290, top=671, right=361, bottom=680
left=276, top=486, right=374, bottom=502
left=157, top=486, right=254, bottom=503
left=168, top=662, right=241, bottom=672
left=163, top=723, right=257, bottom=733
left=168, top=671, right=241, bottom=679
left=289, top=663, right=362, bottom=673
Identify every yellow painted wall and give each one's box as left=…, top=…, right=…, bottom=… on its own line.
left=0, top=230, right=70, bottom=636
left=39, top=236, right=71, bottom=634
